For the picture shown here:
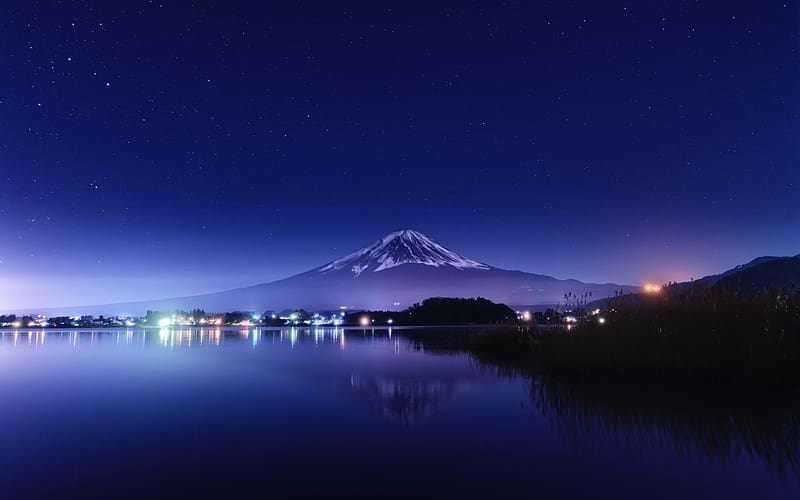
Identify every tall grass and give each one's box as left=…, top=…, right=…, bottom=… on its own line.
left=468, top=285, right=800, bottom=385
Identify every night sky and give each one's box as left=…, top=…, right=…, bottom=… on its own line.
left=1, top=1, right=799, bottom=309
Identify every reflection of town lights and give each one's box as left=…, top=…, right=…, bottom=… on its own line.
left=360, top=316, right=370, bottom=327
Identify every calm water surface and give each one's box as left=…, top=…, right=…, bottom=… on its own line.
left=0, top=327, right=798, bottom=499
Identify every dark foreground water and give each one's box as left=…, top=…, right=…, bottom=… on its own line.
left=0, top=327, right=798, bottom=499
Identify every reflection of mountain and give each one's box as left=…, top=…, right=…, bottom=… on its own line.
left=531, top=377, right=800, bottom=481
left=346, top=375, right=466, bottom=424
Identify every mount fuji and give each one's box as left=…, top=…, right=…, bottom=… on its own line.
left=42, top=229, right=638, bottom=315
left=318, top=229, right=490, bottom=276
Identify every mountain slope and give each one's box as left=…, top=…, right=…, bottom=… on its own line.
left=693, top=255, right=787, bottom=287
left=33, top=229, right=638, bottom=315
left=711, top=255, right=800, bottom=292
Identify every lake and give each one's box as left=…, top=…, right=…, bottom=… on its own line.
left=1, top=327, right=798, bottom=499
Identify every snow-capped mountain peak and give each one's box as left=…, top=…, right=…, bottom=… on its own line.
left=318, top=229, right=490, bottom=277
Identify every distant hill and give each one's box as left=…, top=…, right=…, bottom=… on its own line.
left=692, top=255, right=787, bottom=287
left=710, top=255, right=800, bottom=293
left=586, top=253, right=800, bottom=310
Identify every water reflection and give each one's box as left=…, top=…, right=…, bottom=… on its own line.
left=1, top=327, right=799, bottom=487
left=0, top=326, right=375, bottom=350
left=347, top=375, right=466, bottom=424
left=528, top=377, right=800, bottom=481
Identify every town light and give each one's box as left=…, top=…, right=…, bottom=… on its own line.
left=158, top=318, right=171, bottom=327
left=598, top=317, right=606, bottom=324
left=643, top=283, right=662, bottom=294
left=360, top=316, right=370, bottom=327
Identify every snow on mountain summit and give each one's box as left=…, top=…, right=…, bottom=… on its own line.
left=318, top=229, right=490, bottom=277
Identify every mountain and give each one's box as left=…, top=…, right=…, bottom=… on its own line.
left=35, top=229, right=638, bottom=315
left=706, top=254, right=800, bottom=292
left=318, top=229, right=490, bottom=276
left=693, top=255, right=788, bottom=287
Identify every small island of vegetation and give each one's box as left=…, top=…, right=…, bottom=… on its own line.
left=343, top=297, right=517, bottom=327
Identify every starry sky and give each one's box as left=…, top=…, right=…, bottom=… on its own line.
left=1, top=1, right=799, bottom=309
